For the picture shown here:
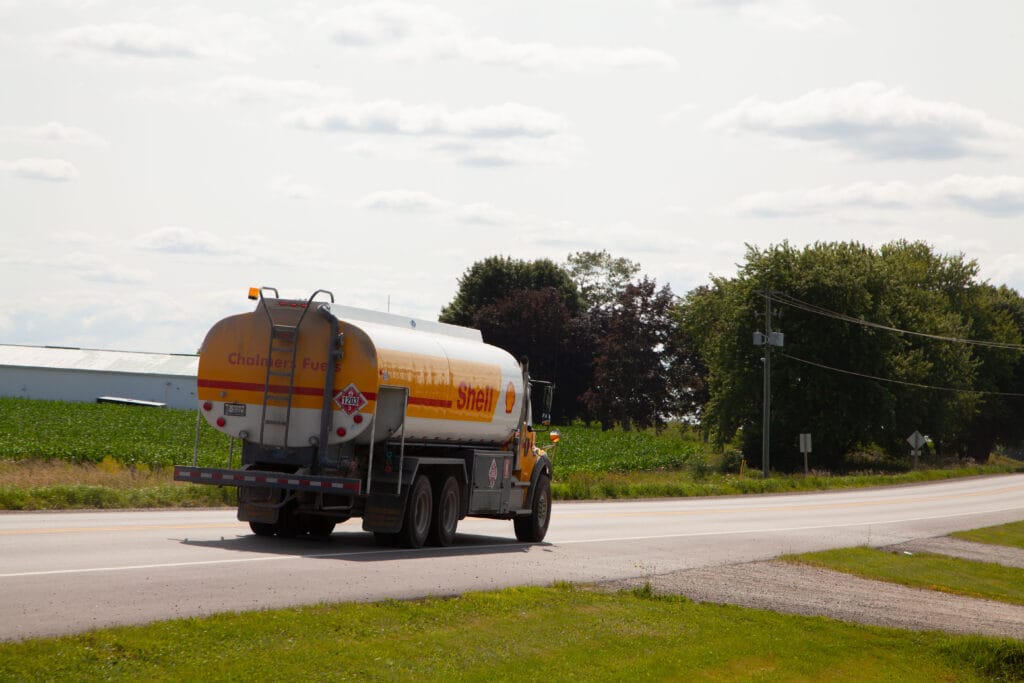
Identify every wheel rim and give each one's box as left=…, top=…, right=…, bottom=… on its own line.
left=441, top=487, right=458, bottom=536
left=412, top=482, right=431, bottom=541
left=536, top=489, right=549, bottom=528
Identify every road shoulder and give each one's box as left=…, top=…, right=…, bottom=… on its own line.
left=599, top=537, right=1024, bottom=639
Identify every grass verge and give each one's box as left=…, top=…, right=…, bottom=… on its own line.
left=953, top=520, right=1024, bottom=549
left=1, top=584, right=1021, bottom=682
left=783, top=546, right=1024, bottom=606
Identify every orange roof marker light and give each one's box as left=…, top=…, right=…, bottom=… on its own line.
left=247, top=287, right=260, bottom=300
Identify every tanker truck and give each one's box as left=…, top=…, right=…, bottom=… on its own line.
left=174, top=287, right=557, bottom=548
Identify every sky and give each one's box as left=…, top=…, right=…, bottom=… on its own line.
left=1, top=1, right=1023, bottom=354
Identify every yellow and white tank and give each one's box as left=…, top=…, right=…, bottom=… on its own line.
left=196, top=301, right=525, bottom=448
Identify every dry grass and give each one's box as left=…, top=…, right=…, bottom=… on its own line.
left=0, top=457, right=176, bottom=490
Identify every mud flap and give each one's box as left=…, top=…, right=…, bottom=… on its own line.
left=237, top=486, right=280, bottom=524
left=362, top=492, right=406, bottom=533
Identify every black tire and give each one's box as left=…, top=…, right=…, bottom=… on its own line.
left=249, top=521, right=275, bottom=537
left=398, top=474, right=433, bottom=548
left=304, top=517, right=337, bottom=539
left=373, top=532, right=397, bottom=547
left=514, top=472, right=551, bottom=543
left=273, top=506, right=302, bottom=538
left=428, top=476, right=460, bottom=547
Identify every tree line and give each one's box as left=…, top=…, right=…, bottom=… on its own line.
left=440, top=242, right=1024, bottom=471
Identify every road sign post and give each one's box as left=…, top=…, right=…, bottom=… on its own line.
left=907, top=431, right=927, bottom=469
left=799, top=433, right=812, bottom=475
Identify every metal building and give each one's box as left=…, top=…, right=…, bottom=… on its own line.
left=0, top=345, right=199, bottom=410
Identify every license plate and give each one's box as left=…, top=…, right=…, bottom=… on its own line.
left=224, top=402, right=247, bottom=417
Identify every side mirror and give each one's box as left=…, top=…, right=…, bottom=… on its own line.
left=541, top=384, right=554, bottom=426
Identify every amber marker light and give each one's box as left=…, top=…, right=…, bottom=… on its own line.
left=247, top=287, right=259, bottom=300
left=549, top=429, right=561, bottom=444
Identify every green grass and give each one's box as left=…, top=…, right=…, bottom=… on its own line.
left=953, top=521, right=1024, bottom=549
left=0, top=584, right=1020, bottom=682
left=784, top=546, right=1024, bottom=606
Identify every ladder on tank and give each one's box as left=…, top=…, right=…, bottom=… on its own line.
left=256, top=287, right=334, bottom=447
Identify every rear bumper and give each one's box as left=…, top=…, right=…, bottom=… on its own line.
left=173, top=466, right=362, bottom=495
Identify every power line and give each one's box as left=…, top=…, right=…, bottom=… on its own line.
left=767, top=291, right=1024, bottom=351
left=781, top=352, right=1024, bottom=398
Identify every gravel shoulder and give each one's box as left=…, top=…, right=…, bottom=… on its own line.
left=600, top=537, right=1024, bottom=640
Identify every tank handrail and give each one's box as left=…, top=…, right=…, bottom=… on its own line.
left=307, top=289, right=335, bottom=304
left=260, top=286, right=279, bottom=299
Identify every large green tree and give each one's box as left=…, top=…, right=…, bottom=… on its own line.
left=564, top=250, right=640, bottom=313
left=582, top=278, right=695, bottom=431
left=681, top=240, right=1024, bottom=471
left=439, top=256, right=580, bottom=327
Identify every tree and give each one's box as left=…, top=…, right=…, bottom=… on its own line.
left=439, top=256, right=579, bottom=326
left=582, top=278, right=690, bottom=431
left=680, top=240, right=1021, bottom=471
left=565, top=250, right=640, bottom=313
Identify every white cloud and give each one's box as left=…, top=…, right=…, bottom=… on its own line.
left=55, top=22, right=207, bottom=59
left=142, top=76, right=349, bottom=107
left=0, top=250, right=149, bottom=284
left=356, top=189, right=452, bottom=212
left=667, top=0, right=847, bottom=31
left=268, top=175, right=319, bottom=200
left=284, top=100, right=567, bottom=139
left=933, top=175, right=1024, bottom=218
left=132, top=226, right=230, bottom=255
left=709, top=81, right=1024, bottom=160
left=129, top=226, right=332, bottom=270
left=322, top=1, right=676, bottom=71
left=52, top=11, right=274, bottom=63
left=285, top=100, right=575, bottom=165
left=0, top=158, right=79, bottom=182
left=454, top=203, right=524, bottom=226
left=735, top=181, right=920, bottom=217
left=0, top=122, right=107, bottom=146
left=733, top=175, right=1024, bottom=218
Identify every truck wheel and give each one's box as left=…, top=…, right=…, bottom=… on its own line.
left=428, top=476, right=460, bottom=547
left=373, top=532, right=397, bottom=547
left=249, top=521, right=275, bottom=537
left=514, top=472, right=551, bottom=543
left=304, top=517, right=336, bottom=539
left=399, top=475, right=432, bottom=548
left=274, top=507, right=301, bottom=538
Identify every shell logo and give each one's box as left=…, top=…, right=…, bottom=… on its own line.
left=505, top=381, right=516, bottom=414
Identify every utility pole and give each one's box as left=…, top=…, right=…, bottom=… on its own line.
left=754, top=290, right=784, bottom=478
left=762, top=290, right=772, bottom=478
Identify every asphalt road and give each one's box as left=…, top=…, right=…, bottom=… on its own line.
left=3, top=473, right=1024, bottom=641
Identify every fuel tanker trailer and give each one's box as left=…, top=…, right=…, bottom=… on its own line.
left=174, top=287, right=558, bottom=547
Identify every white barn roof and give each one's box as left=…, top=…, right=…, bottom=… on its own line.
left=0, top=345, right=198, bottom=375
left=0, top=344, right=199, bottom=409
